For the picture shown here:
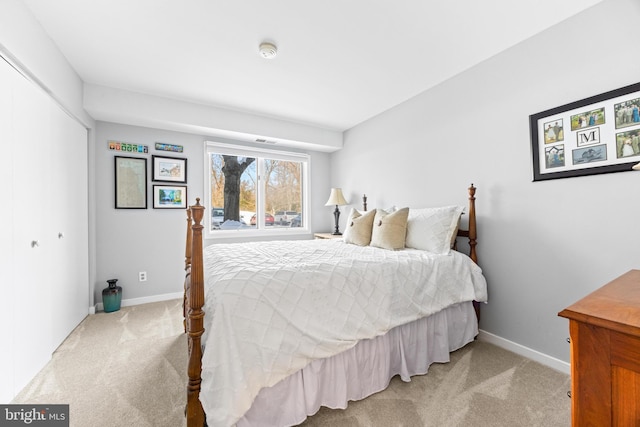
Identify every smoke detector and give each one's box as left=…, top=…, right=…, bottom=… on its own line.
left=258, top=42, right=278, bottom=59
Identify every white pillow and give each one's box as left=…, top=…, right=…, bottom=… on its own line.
left=405, top=206, right=464, bottom=254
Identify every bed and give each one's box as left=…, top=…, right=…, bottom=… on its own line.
left=184, top=184, right=487, bottom=427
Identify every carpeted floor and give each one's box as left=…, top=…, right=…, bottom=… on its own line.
left=12, top=300, right=571, bottom=426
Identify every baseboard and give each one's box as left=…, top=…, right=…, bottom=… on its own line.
left=477, top=329, right=570, bottom=375
left=93, top=292, right=183, bottom=313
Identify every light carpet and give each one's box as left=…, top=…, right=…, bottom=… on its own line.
left=12, top=300, right=571, bottom=426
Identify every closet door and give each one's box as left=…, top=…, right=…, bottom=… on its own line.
left=49, top=103, right=89, bottom=348
left=11, top=62, right=53, bottom=396
left=0, top=56, right=89, bottom=402
left=0, top=58, right=16, bottom=403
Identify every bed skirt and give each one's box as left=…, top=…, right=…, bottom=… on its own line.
left=235, top=301, right=478, bottom=427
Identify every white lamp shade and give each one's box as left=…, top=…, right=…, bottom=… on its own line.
left=325, top=188, right=348, bottom=206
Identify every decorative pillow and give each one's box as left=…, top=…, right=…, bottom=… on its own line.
left=370, top=207, right=409, bottom=250
left=405, top=206, right=464, bottom=254
left=343, top=208, right=376, bottom=246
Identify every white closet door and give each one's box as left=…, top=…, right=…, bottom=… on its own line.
left=0, top=56, right=90, bottom=402
left=49, top=103, right=89, bottom=348
left=0, top=58, right=16, bottom=403
left=11, top=63, right=54, bottom=396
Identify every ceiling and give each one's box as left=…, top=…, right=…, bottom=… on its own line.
left=23, top=0, right=603, bottom=132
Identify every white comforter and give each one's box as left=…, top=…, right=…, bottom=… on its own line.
left=200, top=239, right=488, bottom=427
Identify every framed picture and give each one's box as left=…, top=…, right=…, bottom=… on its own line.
left=153, top=185, right=187, bottom=209
left=152, top=155, right=187, bottom=183
left=530, top=82, right=640, bottom=181
left=114, top=156, right=147, bottom=209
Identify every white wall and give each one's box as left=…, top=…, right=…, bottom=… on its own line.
left=331, top=0, right=640, bottom=364
left=93, top=121, right=332, bottom=305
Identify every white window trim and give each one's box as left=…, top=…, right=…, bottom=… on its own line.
left=203, top=141, right=311, bottom=240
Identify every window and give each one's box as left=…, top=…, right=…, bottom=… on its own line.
left=204, top=141, right=309, bottom=237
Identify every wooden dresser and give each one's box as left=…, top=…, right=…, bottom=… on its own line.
left=559, top=269, right=640, bottom=426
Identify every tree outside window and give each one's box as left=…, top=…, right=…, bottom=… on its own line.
left=206, top=142, right=308, bottom=234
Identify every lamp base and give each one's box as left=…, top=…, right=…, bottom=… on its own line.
left=332, top=205, right=342, bottom=235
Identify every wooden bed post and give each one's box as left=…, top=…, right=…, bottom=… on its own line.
left=185, top=207, right=193, bottom=269
left=467, top=184, right=477, bottom=264
left=465, top=184, right=481, bottom=323
left=187, top=199, right=206, bottom=427
left=184, top=207, right=193, bottom=333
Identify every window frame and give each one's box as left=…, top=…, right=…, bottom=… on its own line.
left=203, top=141, right=310, bottom=240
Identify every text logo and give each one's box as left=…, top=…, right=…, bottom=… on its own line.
left=0, top=405, right=69, bottom=426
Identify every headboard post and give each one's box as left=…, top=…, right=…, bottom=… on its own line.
left=467, top=184, right=477, bottom=264
left=187, top=198, right=206, bottom=427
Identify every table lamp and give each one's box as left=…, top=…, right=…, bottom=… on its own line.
left=325, top=188, right=349, bottom=235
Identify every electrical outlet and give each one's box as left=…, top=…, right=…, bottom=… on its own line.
left=139, top=271, right=147, bottom=282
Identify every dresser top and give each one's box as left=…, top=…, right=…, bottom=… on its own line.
left=559, top=269, right=640, bottom=336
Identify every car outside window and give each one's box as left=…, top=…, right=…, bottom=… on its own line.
left=274, top=211, right=298, bottom=225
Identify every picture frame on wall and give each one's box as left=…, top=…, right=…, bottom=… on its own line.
left=152, top=155, right=187, bottom=183
left=153, top=185, right=187, bottom=209
left=530, top=81, right=640, bottom=181
left=114, top=156, right=147, bottom=209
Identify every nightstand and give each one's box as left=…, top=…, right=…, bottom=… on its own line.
left=314, top=232, right=342, bottom=240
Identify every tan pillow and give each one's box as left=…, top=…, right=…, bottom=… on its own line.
left=370, top=207, right=409, bottom=250
left=343, top=208, right=376, bottom=246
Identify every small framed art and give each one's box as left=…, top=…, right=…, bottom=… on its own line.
left=114, top=156, right=147, bottom=209
left=153, top=185, right=187, bottom=209
left=152, top=155, right=187, bottom=183
left=155, top=142, right=183, bottom=153
left=530, top=82, right=640, bottom=181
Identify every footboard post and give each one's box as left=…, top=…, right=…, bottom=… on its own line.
left=187, top=199, right=206, bottom=427
left=184, top=208, right=193, bottom=333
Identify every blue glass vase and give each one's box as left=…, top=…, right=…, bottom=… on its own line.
left=102, top=279, right=122, bottom=313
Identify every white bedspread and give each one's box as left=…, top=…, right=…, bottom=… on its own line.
left=200, top=239, right=488, bottom=427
